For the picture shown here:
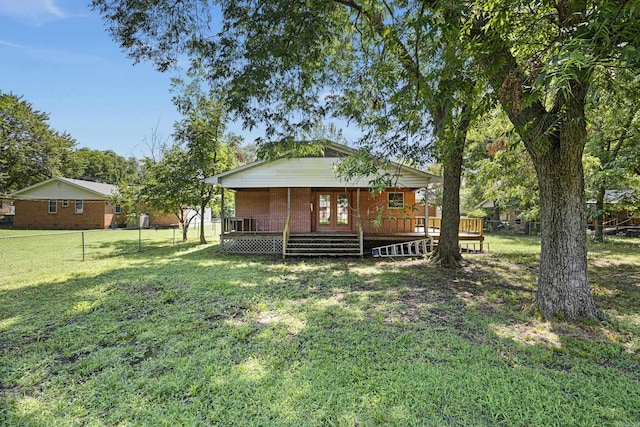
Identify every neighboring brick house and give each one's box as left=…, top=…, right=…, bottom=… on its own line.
left=10, top=177, right=178, bottom=230
left=205, top=142, right=448, bottom=256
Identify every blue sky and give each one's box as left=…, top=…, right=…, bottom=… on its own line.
left=0, top=0, right=196, bottom=159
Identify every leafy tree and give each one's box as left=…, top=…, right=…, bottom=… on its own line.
left=72, top=148, right=140, bottom=184
left=464, top=110, right=539, bottom=225
left=465, top=1, right=640, bottom=319
left=584, top=69, right=640, bottom=241
left=174, top=80, right=242, bottom=244
left=0, top=92, right=79, bottom=195
left=139, top=145, right=194, bottom=241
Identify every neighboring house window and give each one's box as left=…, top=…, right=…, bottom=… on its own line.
left=388, top=192, right=404, bottom=208
left=49, top=199, right=57, bottom=214
left=75, top=200, right=84, bottom=214
left=114, top=204, right=122, bottom=214
left=62, top=199, right=69, bottom=207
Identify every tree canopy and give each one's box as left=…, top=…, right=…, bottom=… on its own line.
left=72, top=148, right=140, bottom=185
left=1, top=92, right=79, bottom=195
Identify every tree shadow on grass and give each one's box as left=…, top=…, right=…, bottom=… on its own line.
left=1, top=246, right=639, bottom=426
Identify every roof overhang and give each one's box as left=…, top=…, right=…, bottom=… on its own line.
left=205, top=143, right=442, bottom=190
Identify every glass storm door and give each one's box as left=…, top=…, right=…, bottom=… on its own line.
left=317, top=192, right=350, bottom=231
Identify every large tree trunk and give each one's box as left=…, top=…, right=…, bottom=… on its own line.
left=524, top=83, right=601, bottom=320
left=533, top=137, right=601, bottom=320
left=182, top=220, right=189, bottom=242
left=430, top=143, right=463, bottom=267
left=430, top=103, right=472, bottom=267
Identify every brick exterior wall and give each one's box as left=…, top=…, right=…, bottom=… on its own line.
left=235, top=188, right=312, bottom=232
left=148, top=212, right=180, bottom=226
left=236, top=190, right=271, bottom=219
left=14, top=199, right=113, bottom=229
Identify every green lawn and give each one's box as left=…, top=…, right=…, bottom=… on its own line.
left=1, top=234, right=639, bottom=426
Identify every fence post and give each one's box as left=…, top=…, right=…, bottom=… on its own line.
left=82, top=231, right=85, bottom=262
left=138, top=224, right=142, bottom=252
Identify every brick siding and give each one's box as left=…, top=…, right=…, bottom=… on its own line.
left=14, top=199, right=112, bottom=229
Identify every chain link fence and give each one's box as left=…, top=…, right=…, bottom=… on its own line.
left=483, top=220, right=541, bottom=236
left=0, top=220, right=222, bottom=277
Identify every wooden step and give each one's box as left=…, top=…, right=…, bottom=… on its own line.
left=285, top=234, right=361, bottom=257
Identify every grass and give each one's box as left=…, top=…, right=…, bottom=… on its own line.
left=1, top=233, right=639, bottom=426
left=0, top=228, right=193, bottom=277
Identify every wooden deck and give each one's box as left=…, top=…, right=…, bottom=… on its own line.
left=221, top=221, right=485, bottom=256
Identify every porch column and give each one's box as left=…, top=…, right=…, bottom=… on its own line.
left=287, top=187, right=291, bottom=218
left=424, top=186, right=430, bottom=238
left=220, top=188, right=225, bottom=245
left=357, top=188, right=363, bottom=257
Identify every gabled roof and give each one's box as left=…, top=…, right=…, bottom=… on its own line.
left=206, top=141, right=442, bottom=189
left=11, top=177, right=117, bottom=200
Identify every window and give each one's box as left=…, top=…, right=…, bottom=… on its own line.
left=114, top=204, right=122, bottom=214
left=48, top=199, right=57, bottom=214
left=388, top=192, right=404, bottom=208
left=62, top=199, right=69, bottom=207
left=75, top=200, right=84, bottom=214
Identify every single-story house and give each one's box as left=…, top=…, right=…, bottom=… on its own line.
left=205, top=142, right=484, bottom=257
left=10, top=177, right=177, bottom=230
left=586, top=189, right=640, bottom=228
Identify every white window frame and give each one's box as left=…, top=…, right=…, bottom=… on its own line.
left=62, top=199, right=69, bottom=207
left=388, top=192, right=404, bottom=209
left=75, top=200, right=84, bottom=214
left=49, top=199, right=57, bottom=214
left=114, top=204, right=122, bottom=214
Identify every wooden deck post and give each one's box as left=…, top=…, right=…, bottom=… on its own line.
left=220, top=187, right=225, bottom=248
left=424, top=187, right=430, bottom=238
left=357, top=188, right=363, bottom=257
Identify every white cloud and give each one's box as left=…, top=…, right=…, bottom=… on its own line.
left=0, top=37, right=104, bottom=65
left=0, top=0, right=65, bottom=24
left=0, top=39, right=24, bottom=49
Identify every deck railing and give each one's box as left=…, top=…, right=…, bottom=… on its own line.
left=223, top=215, right=484, bottom=236
left=361, top=216, right=427, bottom=234
left=602, top=217, right=640, bottom=228
left=428, top=217, right=484, bottom=235
left=223, top=216, right=286, bottom=233
left=360, top=216, right=484, bottom=235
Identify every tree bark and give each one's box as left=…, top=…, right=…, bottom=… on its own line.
left=430, top=139, right=464, bottom=267
left=533, top=132, right=601, bottom=320
left=429, top=104, right=472, bottom=267
left=199, top=204, right=207, bottom=244
left=182, top=219, right=189, bottom=242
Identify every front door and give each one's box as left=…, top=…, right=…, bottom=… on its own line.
left=316, top=192, right=351, bottom=231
